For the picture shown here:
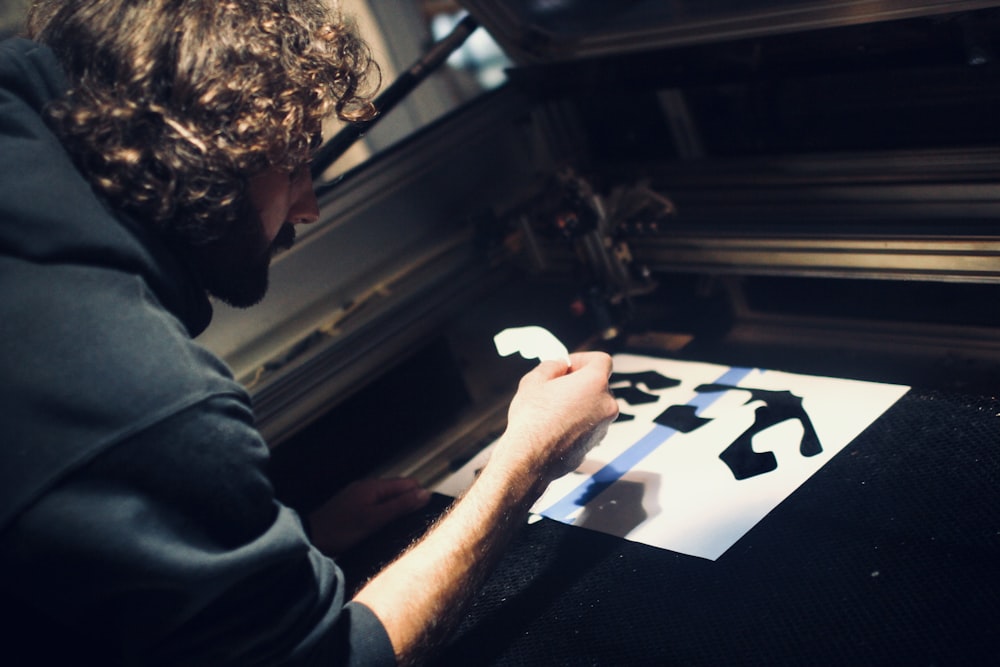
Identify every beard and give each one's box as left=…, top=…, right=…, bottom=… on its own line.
left=192, top=216, right=297, bottom=309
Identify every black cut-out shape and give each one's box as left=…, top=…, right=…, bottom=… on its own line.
left=695, top=384, right=823, bottom=481
left=612, top=385, right=660, bottom=405
left=610, top=371, right=682, bottom=391
left=654, top=404, right=712, bottom=433
left=611, top=370, right=683, bottom=422
left=614, top=412, right=635, bottom=423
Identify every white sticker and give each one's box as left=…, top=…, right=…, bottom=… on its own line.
left=494, top=326, right=571, bottom=367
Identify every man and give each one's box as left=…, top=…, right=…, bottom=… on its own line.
left=0, top=1, right=618, bottom=665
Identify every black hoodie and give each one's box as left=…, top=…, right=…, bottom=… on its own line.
left=0, top=38, right=392, bottom=667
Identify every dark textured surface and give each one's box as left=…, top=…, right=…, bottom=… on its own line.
left=343, top=388, right=1000, bottom=666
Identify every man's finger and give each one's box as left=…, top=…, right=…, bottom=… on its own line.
left=372, top=485, right=432, bottom=520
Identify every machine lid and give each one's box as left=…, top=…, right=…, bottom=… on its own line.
left=460, top=0, right=1000, bottom=64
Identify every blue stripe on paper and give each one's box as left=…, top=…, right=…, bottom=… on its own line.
left=539, top=365, right=755, bottom=523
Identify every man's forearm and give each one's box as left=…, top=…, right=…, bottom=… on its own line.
left=353, top=353, right=618, bottom=665
left=352, top=436, right=542, bottom=666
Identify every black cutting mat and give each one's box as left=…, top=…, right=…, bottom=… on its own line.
left=343, top=388, right=1000, bottom=665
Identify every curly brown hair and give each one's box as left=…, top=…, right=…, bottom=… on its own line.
left=27, top=0, right=378, bottom=244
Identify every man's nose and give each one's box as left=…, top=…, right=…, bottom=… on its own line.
left=288, top=179, right=320, bottom=226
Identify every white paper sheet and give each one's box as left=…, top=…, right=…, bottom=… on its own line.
left=435, top=354, right=910, bottom=560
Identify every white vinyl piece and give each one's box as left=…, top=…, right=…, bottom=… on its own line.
left=493, top=326, right=571, bottom=367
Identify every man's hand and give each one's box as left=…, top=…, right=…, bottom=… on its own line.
left=308, top=478, right=431, bottom=555
left=491, top=351, right=619, bottom=486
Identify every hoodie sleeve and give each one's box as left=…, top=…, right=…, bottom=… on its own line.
left=0, top=393, right=396, bottom=667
